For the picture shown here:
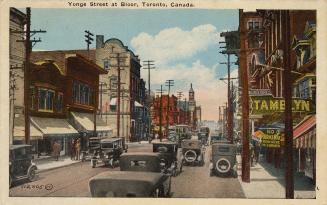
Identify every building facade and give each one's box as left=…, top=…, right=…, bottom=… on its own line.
left=95, top=36, right=146, bottom=142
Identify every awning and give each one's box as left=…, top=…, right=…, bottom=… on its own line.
left=30, top=117, right=79, bottom=137
left=110, top=98, right=117, bottom=106
left=135, top=101, right=143, bottom=107
left=70, top=112, right=113, bottom=133
left=293, top=115, right=316, bottom=139
left=13, top=116, right=43, bottom=140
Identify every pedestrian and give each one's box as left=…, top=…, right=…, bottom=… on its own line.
left=75, top=138, right=81, bottom=160
left=71, top=138, right=76, bottom=160
left=52, top=141, right=61, bottom=161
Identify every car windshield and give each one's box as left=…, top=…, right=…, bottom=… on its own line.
left=101, top=143, right=113, bottom=149
left=14, top=148, right=29, bottom=159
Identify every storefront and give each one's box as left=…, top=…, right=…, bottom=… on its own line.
left=69, top=112, right=113, bottom=150
left=30, top=116, right=80, bottom=156
left=293, top=115, right=316, bottom=182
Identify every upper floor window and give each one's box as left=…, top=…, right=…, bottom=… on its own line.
left=73, top=81, right=93, bottom=106
left=248, top=20, right=261, bottom=30
left=57, top=92, right=63, bottom=113
left=38, top=88, right=55, bottom=112
left=103, top=59, right=110, bottom=70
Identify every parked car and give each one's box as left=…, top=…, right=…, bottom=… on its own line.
left=210, top=142, right=237, bottom=177
left=198, top=132, right=209, bottom=146
left=9, top=144, right=37, bottom=187
left=210, top=134, right=227, bottom=145
left=152, top=140, right=183, bottom=176
left=90, top=137, right=127, bottom=168
left=89, top=152, right=172, bottom=197
left=181, top=139, right=205, bottom=166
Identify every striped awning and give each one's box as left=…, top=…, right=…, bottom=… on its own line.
left=293, top=115, right=316, bottom=139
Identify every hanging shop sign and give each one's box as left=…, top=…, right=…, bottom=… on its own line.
left=259, top=128, right=281, bottom=148
left=249, top=89, right=272, bottom=96
left=250, top=96, right=313, bottom=115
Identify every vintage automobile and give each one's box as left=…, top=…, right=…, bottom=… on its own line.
left=9, top=144, right=38, bottom=187
left=210, top=142, right=237, bottom=177
left=152, top=140, right=183, bottom=176
left=181, top=139, right=205, bottom=166
left=175, top=124, right=192, bottom=147
left=198, top=132, right=209, bottom=146
left=210, top=134, right=227, bottom=145
left=90, top=137, right=127, bottom=168
left=89, top=152, right=171, bottom=197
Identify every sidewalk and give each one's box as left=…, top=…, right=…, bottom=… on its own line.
left=236, top=155, right=316, bottom=199
left=34, top=156, right=82, bottom=173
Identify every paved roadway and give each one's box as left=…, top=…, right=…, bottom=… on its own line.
left=10, top=143, right=245, bottom=198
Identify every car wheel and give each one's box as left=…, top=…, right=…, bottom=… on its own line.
left=28, top=166, right=37, bottom=181
left=91, top=160, right=96, bottom=168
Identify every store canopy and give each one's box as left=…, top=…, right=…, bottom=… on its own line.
left=293, top=115, right=316, bottom=139
left=13, top=116, right=43, bottom=140
left=70, top=112, right=113, bottom=133
left=30, top=117, right=79, bottom=137
left=110, top=98, right=117, bottom=106
left=135, top=101, right=143, bottom=107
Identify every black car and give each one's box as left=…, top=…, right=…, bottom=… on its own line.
left=89, top=152, right=171, bottom=197
left=181, top=139, right=205, bottom=166
left=152, top=140, right=183, bottom=176
left=9, top=144, right=37, bottom=187
left=90, top=137, right=126, bottom=168
left=210, top=142, right=237, bottom=177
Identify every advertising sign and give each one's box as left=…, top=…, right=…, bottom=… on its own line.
left=259, top=128, right=281, bottom=148
left=250, top=96, right=313, bottom=115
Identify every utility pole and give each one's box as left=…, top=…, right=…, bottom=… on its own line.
left=13, top=8, right=46, bottom=144
left=109, top=47, right=128, bottom=138
left=239, top=9, right=250, bottom=183
left=99, top=82, right=107, bottom=118
left=165, top=79, right=174, bottom=137
left=282, top=10, right=294, bottom=199
left=156, top=85, right=166, bottom=142
left=143, top=60, right=155, bottom=140
left=85, top=30, right=94, bottom=59
left=177, top=91, right=183, bottom=124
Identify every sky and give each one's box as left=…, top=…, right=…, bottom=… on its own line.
left=29, top=8, right=239, bottom=120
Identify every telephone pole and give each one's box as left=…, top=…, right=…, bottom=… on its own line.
left=165, top=79, right=174, bottom=136
left=239, top=9, right=250, bottom=183
left=156, top=85, right=166, bottom=142
left=177, top=91, right=183, bottom=124
left=85, top=30, right=94, bottom=59
left=282, top=10, right=294, bottom=199
left=109, top=47, right=128, bottom=138
left=143, top=60, right=155, bottom=140
left=13, top=8, right=46, bottom=144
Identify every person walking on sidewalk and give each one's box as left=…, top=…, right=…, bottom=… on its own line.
left=71, top=138, right=76, bottom=160
left=52, top=141, right=61, bottom=161
left=75, top=138, right=81, bottom=160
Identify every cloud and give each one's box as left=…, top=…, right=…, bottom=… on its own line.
left=141, top=60, right=238, bottom=120
left=131, top=24, right=221, bottom=65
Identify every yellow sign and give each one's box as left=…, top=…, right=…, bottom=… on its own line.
left=260, top=128, right=281, bottom=148
left=250, top=96, right=312, bottom=115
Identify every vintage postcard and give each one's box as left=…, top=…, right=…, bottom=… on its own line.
left=0, top=0, right=326, bottom=204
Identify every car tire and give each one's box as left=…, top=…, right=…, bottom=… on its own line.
left=216, top=158, right=231, bottom=174
left=27, top=166, right=37, bottom=182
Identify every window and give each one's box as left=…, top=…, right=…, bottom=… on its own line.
left=248, top=21, right=254, bottom=30
left=103, top=59, right=110, bottom=70
left=38, top=88, right=55, bottom=112
left=254, top=22, right=260, bottom=29
left=30, top=86, right=35, bottom=110
left=72, top=80, right=93, bottom=106
left=57, top=92, right=63, bottom=113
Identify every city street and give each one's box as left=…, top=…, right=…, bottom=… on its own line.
left=10, top=143, right=245, bottom=198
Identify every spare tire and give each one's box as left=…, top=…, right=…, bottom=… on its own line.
left=215, top=158, right=231, bottom=173
left=184, top=150, right=197, bottom=163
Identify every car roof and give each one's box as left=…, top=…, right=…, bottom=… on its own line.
left=101, top=137, right=121, bottom=143
left=10, top=144, right=31, bottom=150
left=121, top=152, right=161, bottom=157
left=152, top=140, right=177, bottom=145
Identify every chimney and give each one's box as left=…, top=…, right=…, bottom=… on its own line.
left=96, top=35, right=104, bottom=49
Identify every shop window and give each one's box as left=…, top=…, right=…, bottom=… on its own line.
left=38, top=88, right=54, bottom=112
